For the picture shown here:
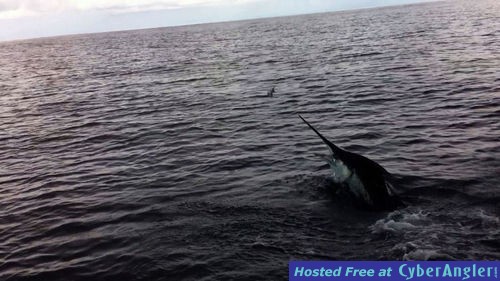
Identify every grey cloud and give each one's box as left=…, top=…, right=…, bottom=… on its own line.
left=95, top=2, right=182, bottom=13
left=0, top=0, right=66, bottom=13
left=0, top=1, right=20, bottom=12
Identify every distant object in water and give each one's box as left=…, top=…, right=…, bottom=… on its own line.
left=267, top=87, right=275, bottom=97
left=299, top=115, right=403, bottom=211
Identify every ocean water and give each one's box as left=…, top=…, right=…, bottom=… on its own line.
left=0, top=0, right=499, bottom=280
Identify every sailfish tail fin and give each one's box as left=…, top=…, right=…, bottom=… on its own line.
left=298, top=115, right=342, bottom=154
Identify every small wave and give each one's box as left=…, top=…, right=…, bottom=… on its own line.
left=371, top=219, right=417, bottom=234
left=370, top=209, right=428, bottom=235
left=338, top=51, right=384, bottom=60
left=403, top=249, right=456, bottom=261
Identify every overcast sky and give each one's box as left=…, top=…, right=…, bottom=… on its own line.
left=0, top=0, right=434, bottom=41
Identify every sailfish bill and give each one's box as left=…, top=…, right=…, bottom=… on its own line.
left=299, top=115, right=403, bottom=211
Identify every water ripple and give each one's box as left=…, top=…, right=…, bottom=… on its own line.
left=1, top=1, right=500, bottom=280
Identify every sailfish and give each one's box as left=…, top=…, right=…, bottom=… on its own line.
left=299, top=115, right=403, bottom=211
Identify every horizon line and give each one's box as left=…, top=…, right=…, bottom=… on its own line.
left=0, top=0, right=439, bottom=44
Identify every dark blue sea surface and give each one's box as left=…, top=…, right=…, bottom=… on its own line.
left=0, top=1, right=499, bottom=280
